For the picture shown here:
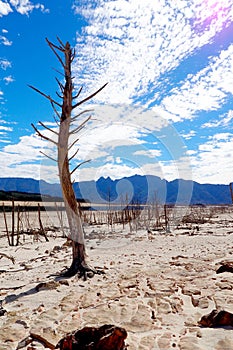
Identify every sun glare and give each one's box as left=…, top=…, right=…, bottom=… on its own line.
left=194, top=0, right=232, bottom=32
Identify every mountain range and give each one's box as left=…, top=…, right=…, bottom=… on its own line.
left=0, top=176, right=231, bottom=205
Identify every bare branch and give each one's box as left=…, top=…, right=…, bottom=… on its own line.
left=71, top=48, right=76, bottom=62
left=38, top=121, right=59, bottom=135
left=46, top=37, right=65, bottom=52
left=46, top=38, right=66, bottom=69
left=72, top=83, right=108, bottom=109
left=52, top=67, right=65, bottom=78
left=73, top=86, right=83, bottom=100
left=70, top=115, right=92, bottom=135
left=71, top=109, right=93, bottom=123
left=68, top=137, right=79, bottom=151
left=53, top=115, right=60, bottom=127
left=28, top=85, right=62, bottom=108
left=56, top=91, right=63, bottom=99
left=40, top=151, right=57, bottom=163
left=51, top=101, right=61, bottom=120
left=55, top=78, right=64, bottom=93
left=70, top=159, right=91, bottom=176
left=31, top=123, right=58, bottom=145
left=69, top=148, right=79, bottom=162
left=56, top=36, right=66, bottom=50
left=0, top=252, right=15, bottom=264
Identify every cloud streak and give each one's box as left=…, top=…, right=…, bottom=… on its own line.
left=73, top=0, right=233, bottom=112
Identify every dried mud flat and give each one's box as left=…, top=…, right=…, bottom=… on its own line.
left=1, top=207, right=233, bottom=349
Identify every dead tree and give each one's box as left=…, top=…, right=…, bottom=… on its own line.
left=30, top=38, right=107, bottom=278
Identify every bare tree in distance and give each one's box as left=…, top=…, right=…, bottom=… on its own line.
left=30, top=37, right=107, bottom=278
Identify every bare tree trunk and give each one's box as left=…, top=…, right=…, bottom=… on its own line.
left=30, top=38, right=107, bottom=278
left=56, top=43, right=88, bottom=277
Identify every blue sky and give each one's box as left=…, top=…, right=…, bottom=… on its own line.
left=0, top=0, right=233, bottom=185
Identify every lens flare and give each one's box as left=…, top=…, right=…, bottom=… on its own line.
left=193, top=0, right=232, bottom=33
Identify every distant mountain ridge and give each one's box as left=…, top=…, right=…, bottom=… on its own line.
left=0, top=176, right=231, bottom=205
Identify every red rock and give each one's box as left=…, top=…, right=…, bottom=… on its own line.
left=56, top=324, right=127, bottom=350
left=198, top=309, right=233, bottom=327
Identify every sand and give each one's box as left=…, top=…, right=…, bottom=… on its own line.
left=0, top=206, right=233, bottom=349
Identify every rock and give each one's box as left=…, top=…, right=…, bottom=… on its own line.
left=182, top=285, right=201, bottom=296
left=191, top=295, right=209, bottom=309
left=198, top=309, right=233, bottom=327
left=216, top=281, right=232, bottom=290
left=0, top=306, right=7, bottom=316
left=56, top=324, right=127, bottom=349
left=216, top=262, right=233, bottom=274
left=0, top=322, right=28, bottom=345
left=35, top=281, right=60, bottom=292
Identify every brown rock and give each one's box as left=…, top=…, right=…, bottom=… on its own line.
left=191, top=295, right=209, bottom=309
left=216, top=262, right=233, bottom=274
left=198, top=309, right=233, bottom=327
left=56, top=324, right=127, bottom=350
left=35, top=281, right=60, bottom=292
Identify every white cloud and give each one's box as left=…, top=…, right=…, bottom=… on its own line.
left=0, top=1, right=12, bottom=16
left=0, top=0, right=48, bottom=17
left=0, top=35, right=12, bottom=46
left=157, top=44, right=233, bottom=122
left=9, top=0, right=48, bottom=15
left=0, top=132, right=58, bottom=181
left=0, top=125, right=13, bottom=131
left=3, top=75, right=14, bottom=84
left=181, top=130, right=196, bottom=140
left=134, top=149, right=161, bottom=158
left=73, top=0, right=233, bottom=107
left=73, top=121, right=145, bottom=161
left=0, top=59, right=11, bottom=70
left=202, top=110, right=233, bottom=128
left=188, top=133, right=233, bottom=184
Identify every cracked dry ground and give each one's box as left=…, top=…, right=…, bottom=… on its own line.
left=1, top=230, right=233, bottom=349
